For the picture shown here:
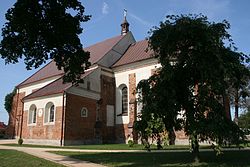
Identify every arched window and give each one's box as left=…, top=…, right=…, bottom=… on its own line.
left=80, top=107, right=88, bottom=117
left=28, top=104, right=37, bottom=125
left=44, top=102, right=55, bottom=124
left=49, top=105, right=55, bottom=122
left=121, top=86, right=128, bottom=114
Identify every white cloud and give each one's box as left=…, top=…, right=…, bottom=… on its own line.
left=129, top=12, right=152, bottom=28
left=102, top=2, right=109, bottom=15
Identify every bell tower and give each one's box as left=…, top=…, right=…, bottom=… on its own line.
left=121, top=9, right=129, bottom=35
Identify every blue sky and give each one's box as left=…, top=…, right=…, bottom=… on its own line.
left=1, top=0, right=250, bottom=124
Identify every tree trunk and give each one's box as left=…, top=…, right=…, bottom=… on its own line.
left=223, top=94, right=231, bottom=120
left=168, top=128, right=176, bottom=145
left=191, top=134, right=200, bottom=163
left=234, top=89, right=239, bottom=125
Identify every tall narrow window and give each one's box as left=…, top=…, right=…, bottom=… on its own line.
left=32, top=108, right=37, bottom=123
left=49, top=105, right=55, bottom=122
left=44, top=102, right=55, bottom=124
left=28, top=104, right=37, bottom=125
left=121, top=86, right=128, bottom=114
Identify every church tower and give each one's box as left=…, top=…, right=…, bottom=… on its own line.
left=121, top=9, right=129, bottom=35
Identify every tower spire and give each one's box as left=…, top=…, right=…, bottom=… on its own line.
left=121, top=9, right=129, bottom=35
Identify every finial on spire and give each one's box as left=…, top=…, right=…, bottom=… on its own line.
left=124, top=9, right=127, bottom=18
left=121, top=9, right=129, bottom=35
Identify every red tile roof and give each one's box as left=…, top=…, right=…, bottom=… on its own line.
left=18, top=35, right=124, bottom=87
left=18, top=61, right=64, bottom=87
left=23, top=70, right=93, bottom=100
left=85, top=35, right=124, bottom=64
left=112, top=40, right=154, bottom=67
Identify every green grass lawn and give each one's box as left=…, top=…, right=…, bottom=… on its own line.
left=2, top=141, right=249, bottom=150
left=0, top=149, right=64, bottom=167
left=52, top=150, right=250, bottom=167
left=2, top=143, right=211, bottom=150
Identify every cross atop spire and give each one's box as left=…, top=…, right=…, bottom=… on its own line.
left=121, top=9, right=129, bottom=35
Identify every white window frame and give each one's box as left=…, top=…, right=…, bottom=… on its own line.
left=44, top=102, right=56, bottom=125
left=28, top=104, right=37, bottom=126
left=81, top=107, right=88, bottom=117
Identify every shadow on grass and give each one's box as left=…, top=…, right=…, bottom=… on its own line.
left=53, top=150, right=250, bottom=167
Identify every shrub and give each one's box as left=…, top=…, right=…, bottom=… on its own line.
left=18, top=138, right=23, bottom=145
left=128, top=140, right=134, bottom=147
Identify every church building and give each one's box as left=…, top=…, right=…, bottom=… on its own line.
left=7, top=15, right=187, bottom=145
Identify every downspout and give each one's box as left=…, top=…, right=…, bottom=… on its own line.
left=60, top=91, right=66, bottom=146
left=12, top=88, right=19, bottom=138
left=19, top=98, right=24, bottom=139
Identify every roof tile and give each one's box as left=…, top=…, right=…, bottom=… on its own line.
left=112, top=40, right=154, bottom=67
left=18, top=61, right=63, bottom=87
left=85, top=35, right=124, bottom=64
left=18, top=35, right=124, bottom=87
left=23, top=70, right=93, bottom=100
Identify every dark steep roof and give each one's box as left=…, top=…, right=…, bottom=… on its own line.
left=18, top=35, right=124, bottom=87
left=112, top=40, right=154, bottom=67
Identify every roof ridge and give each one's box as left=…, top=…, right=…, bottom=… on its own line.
left=84, top=34, right=124, bottom=49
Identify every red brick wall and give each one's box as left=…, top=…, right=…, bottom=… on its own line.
left=6, top=92, right=25, bottom=138
left=100, top=74, right=116, bottom=143
left=115, top=124, right=129, bottom=143
left=64, top=93, right=97, bottom=144
left=21, top=106, right=63, bottom=140
left=129, top=73, right=136, bottom=124
left=175, top=130, right=188, bottom=140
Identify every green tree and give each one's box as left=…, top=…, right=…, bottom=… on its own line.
left=238, top=109, right=250, bottom=130
left=138, top=14, right=249, bottom=162
left=4, top=88, right=16, bottom=113
left=0, top=0, right=91, bottom=83
left=226, top=52, right=250, bottom=124
left=135, top=65, right=183, bottom=146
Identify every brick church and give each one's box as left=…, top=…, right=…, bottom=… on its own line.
left=7, top=15, right=187, bottom=146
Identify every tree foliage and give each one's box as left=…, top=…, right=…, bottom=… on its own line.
left=135, top=67, right=183, bottom=146
left=238, top=109, right=250, bottom=130
left=135, top=14, right=250, bottom=160
left=4, top=88, right=16, bottom=113
left=0, top=0, right=91, bottom=83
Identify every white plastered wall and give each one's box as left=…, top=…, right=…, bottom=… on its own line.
left=114, top=59, right=161, bottom=124
left=66, top=67, right=101, bottom=100
left=19, top=76, right=61, bottom=96
left=24, top=94, right=63, bottom=112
